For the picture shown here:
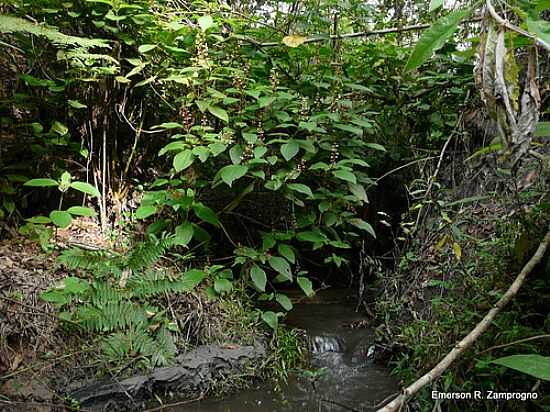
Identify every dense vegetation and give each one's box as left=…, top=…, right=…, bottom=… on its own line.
left=0, top=0, right=549, bottom=411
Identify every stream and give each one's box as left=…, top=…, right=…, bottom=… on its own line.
left=175, top=290, right=398, bottom=411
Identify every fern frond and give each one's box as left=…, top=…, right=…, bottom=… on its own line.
left=0, top=15, right=109, bottom=49
left=58, top=248, right=122, bottom=278
left=75, top=301, right=147, bottom=332
left=126, top=238, right=173, bottom=272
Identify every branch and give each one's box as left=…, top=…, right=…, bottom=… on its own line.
left=245, top=17, right=482, bottom=48
left=486, top=0, right=550, bottom=52
left=377, top=228, right=550, bottom=412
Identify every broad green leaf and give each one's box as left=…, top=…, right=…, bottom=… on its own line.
left=67, top=206, right=96, bottom=217
left=198, top=15, right=214, bottom=32
left=282, top=35, right=307, bottom=48
left=159, top=141, right=186, bottom=156
left=135, top=205, right=157, bottom=219
left=68, top=100, right=87, bottom=109
left=214, top=278, right=233, bottom=294
left=173, top=150, right=194, bottom=172
left=261, top=310, right=279, bottom=330
left=155, top=122, right=183, bottom=129
left=332, top=170, right=357, bottom=183
left=429, top=0, right=443, bottom=12
left=51, top=121, right=68, bottom=135
left=268, top=256, right=292, bottom=281
left=334, top=123, right=363, bottom=136
left=181, top=269, right=206, bottom=291
left=527, top=17, right=550, bottom=46
left=405, top=9, right=471, bottom=72
left=277, top=244, right=295, bottom=263
left=349, top=218, right=376, bottom=238
left=258, top=96, right=275, bottom=108
left=287, top=183, right=313, bottom=197
left=41, top=290, right=67, bottom=306
left=138, top=44, right=156, bottom=54
left=250, top=265, right=267, bottom=291
left=365, top=143, right=386, bottom=151
left=26, top=216, right=51, bottom=224
left=49, top=210, right=72, bottom=228
left=349, top=183, right=369, bottom=203
left=174, top=222, right=194, bottom=246
left=220, top=164, right=248, bottom=187
left=535, top=122, right=550, bottom=137
left=63, top=277, right=89, bottom=294
left=492, top=355, right=550, bottom=381
left=70, top=182, right=101, bottom=198
left=193, top=204, right=220, bottom=226
left=276, top=293, right=293, bottom=311
left=208, top=105, right=229, bottom=123
left=24, top=178, right=58, bottom=187
left=297, top=276, right=314, bottom=297
left=297, top=231, right=326, bottom=243
left=281, top=140, right=300, bottom=161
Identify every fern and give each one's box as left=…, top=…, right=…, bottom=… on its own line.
left=126, top=237, right=173, bottom=272
left=0, top=15, right=109, bottom=49
left=128, top=270, right=190, bottom=298
left=75, top=301, right=147, bottom=332
left=58, top=248, right=122, bottom=278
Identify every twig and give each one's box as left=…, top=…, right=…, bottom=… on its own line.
left=143, top=394, right=204, bottom=412
left=250, top=17, right=482, bottom=47
left=486, top=0, right=550, bottom=52
left=476, top=334, right=550, bottom=356
left=377, top=228, right=550, bottom=412
left=372, top=156, right=437, bottom=186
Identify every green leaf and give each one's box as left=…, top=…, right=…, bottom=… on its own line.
left=26, top=216, right=51, bottom=224
left=214, top=278, right=233, bottom=294
left=63, top=277, right=89, bottom=294
left=41, top=290, right=67, bottom=306
left=24, top=178, right=58, bottom=187
left=70, top=182, right=101, bottom=198
left=276, top=293, right=293, bottom=311
left=51, top=121, right=69, bottom=135
left=405, top=9, right=470, bottom=72
left=220, top=164, right=248, bottom=187
left=173, top=150, right=194, bottom=172
left=535, top=122, right=550, bottom=137
left=332, top=170, right=357, bottom=183
left=527, top=17, right=550, bottom=46
left=277, top=244, right=295, bottom=263
left=365, top=143, right=386, bottom=152
left=297, top=276, right=314, bottom=297
left=193, top=204, right=220, bottom=226
left=429, top=0, right=443, bottom=12
left=281, top=140, right=300, bottom=161
left=138, top=44, right=156, bottom=54
left=208, top=105, right=229, bottom=123
left=349, top=218, right=376, bottom=238
left=155, top=122, right=183, bottom=129
left=181, top=269, right=206, bottom=291
left=334, top=123, right=363, bottom=136
left=49, top=210, right=72, bottom=228
left=268, top=256, right=292, bottom=281
left=198, top=15, right=214, bottom=32
left=135, top=205, right=157, bottom=219
left=492, top=355, right=550, bottom=381
left=174, top=222, right=194, bottom=246
left=349, top=183, right=369, bottom=203
left=261, top=310, right=279, bottom=330
left=287, top=183, right=313, bottom=197
left=67, top=206, right=96, bottom=217
left=297, top=231, right=326, bottom=243
left=68, top=100, right=87, bottom=109
left=250, top=265, right=267, bottom=291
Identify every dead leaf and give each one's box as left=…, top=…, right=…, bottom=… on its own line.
left=282, top=35, right=307, bottom=48
left=11, top=354, right=23, bottom=371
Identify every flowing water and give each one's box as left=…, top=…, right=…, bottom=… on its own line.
left=175, top=290, right=398, bottom=411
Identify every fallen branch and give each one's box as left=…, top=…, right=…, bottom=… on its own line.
left=377, top=228, right=550, bottom=412
left=246, top=17, right=482, bottom=47
left=486, top=0, right=550, bottom=52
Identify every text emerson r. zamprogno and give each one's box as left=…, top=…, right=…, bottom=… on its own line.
left=432, top=391, right=539, bottom=401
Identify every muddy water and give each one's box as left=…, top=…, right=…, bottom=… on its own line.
left=176, top=290, right=398, bottom=412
